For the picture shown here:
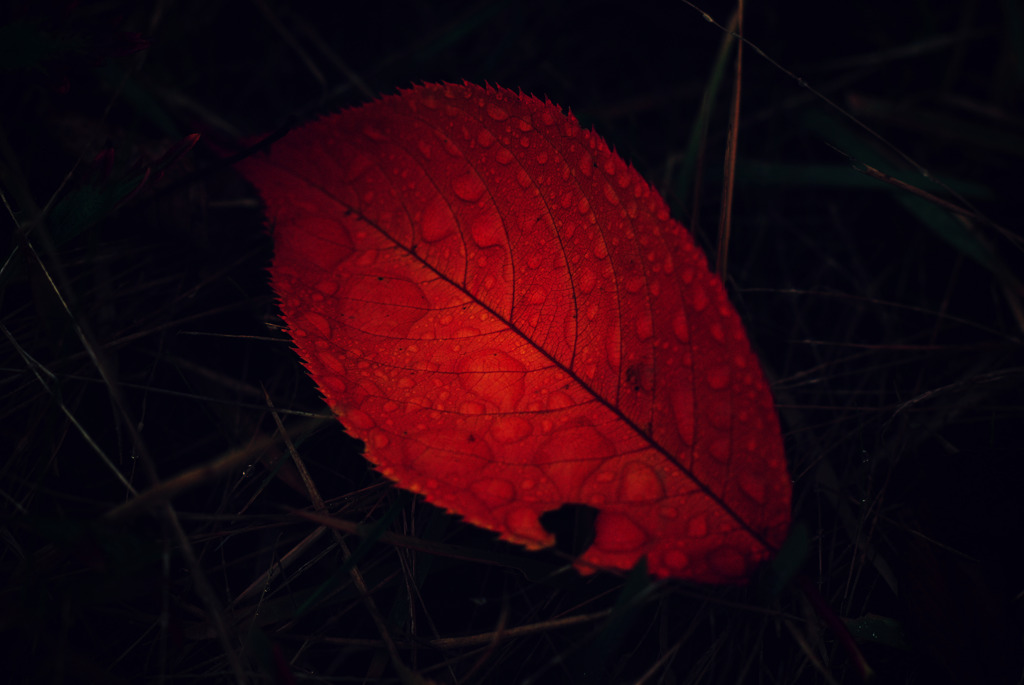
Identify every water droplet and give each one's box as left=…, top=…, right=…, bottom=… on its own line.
left=707, top=365, right=731, bottom=390
left=689, top=285, right=708, bottom=312
left=577, top=267, right=596, bottom=294
left=345, top=408, right=375, bottom=430
left=594, top=512, right=646, bottom=552
left=577, top=196, right=590, bottom=214
left=592, top=237, right=608, bottom=259
left=487, top=103, right=509, bottom=121
left=417, top=140, right=432, bottom=158
left=619, top=461, right=665, bottom=502
left=354, top=250, right=377, bottom=267
left=477, top=129, right=496, bottom=147
left=535, top=151, right=548, bottom=165
left=547, top=391, right=573, bottom=410
left=457, top=349, right=527, bottom=411
left=516, top=169, right=532, bottom=188
left=495, top=148, right=514, bottom=165
left=579, top=152, right=593, bottom=176
left=420, top=197, right=455, bottom=242
left=453, top=172, right=486, bottom=202
left=315, top=279, right=338, bottom=296
left=506, top=507, right=550, bottom=545
left=460, top=401, right=485, bottom=415
left=662, top=549, right=690, bottom=574
left=316, top=349, right=345, bottom=375
left=491, top=416, right=533, bottom=443
left=671, top=310, right=690, bottom=343
left=442, top=139, right=463, bottom=157
left=301, top=311, right=332, bottom=339
left=635, top=314, right=653, bottom=340
left=470, top=216, right=504, bottom=248
left=624, top=275, right=643, bottom=293
left=471, top=478, right=516, bottom=507
left=602, top=182, right=620, bottom=205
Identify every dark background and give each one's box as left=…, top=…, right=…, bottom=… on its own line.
left=1, top=1, right=1022, bottom=683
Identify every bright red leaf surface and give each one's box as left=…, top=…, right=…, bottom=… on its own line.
left=238, top=82, right=790, bottom=583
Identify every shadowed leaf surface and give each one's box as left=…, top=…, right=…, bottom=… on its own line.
left=238, top=82, right=790, bottom=583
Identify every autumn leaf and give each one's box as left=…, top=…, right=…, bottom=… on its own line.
left=237, top=82, right=790, bottom=583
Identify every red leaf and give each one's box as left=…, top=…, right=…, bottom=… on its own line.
left=238, top=82, right=790, bottom=583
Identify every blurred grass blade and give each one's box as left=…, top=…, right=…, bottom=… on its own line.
left=801, top=109, right=1006, bottom=275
